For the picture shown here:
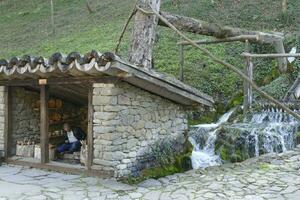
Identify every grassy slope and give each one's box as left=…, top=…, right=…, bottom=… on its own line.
left=0, top=0, right=299, bottom=103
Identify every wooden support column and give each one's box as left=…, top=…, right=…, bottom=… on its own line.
left=4, top=86, right=12, bottom=159
left=179, top=44, right=184, bottom=81
left=86, top=85, right=93, bottom=170
left=243, top=56, right=253, bottom=114
left=40, top=84, right=49, bottom=163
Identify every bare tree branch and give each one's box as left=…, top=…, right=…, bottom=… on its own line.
left=114, top=1, right=137, bottom=54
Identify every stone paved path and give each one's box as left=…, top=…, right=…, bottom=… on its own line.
left=1, top=146, right=300, bottom=200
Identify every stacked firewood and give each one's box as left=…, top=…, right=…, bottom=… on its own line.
left=16, top=138, right=35, bottom=157
left=16, top=138, right=56, bottom=160
left=48, top=130, right=64, bottom=138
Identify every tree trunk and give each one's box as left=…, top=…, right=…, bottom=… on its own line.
left=158, top=11, right=287, bottom=72
left=129, top=0, right=161, bottom=69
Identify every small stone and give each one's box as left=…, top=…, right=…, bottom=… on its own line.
left=129, top=192, right=142, bottom=199
left=138, top=179, right=162, bottom=188
left=118, top=95, right=131, bottom=105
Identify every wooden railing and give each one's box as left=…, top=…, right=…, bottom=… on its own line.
left=241, top=53, right=300, bottom=113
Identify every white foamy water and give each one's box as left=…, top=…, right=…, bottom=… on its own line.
left=189, top=107, right=300, bottom=169
left=189, top=108, right=236, bottom=169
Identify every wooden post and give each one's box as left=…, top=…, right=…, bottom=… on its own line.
left=4, top=86, right=12, bottom=159
left=50, top=0, right=55, bottom=35
left=282, top=0, right=288, bottom=14
left=273, top=40, right=288, bottom=73
left=86, top=85, right=93, bottom=170
left=243, top=56, right=253, bottom=114
left=40, top=84, right=49, bottom=163
left=243, top=40, right=253, bottom=114
left=179, top=44, right=184, bottom=81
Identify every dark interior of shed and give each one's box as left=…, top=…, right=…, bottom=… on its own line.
left=10, top=84, right=89, bottom=166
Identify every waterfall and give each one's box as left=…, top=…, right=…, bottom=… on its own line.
left=189, top=108, right=236, bottom=169
left=189, top=107, right=300, bottom=169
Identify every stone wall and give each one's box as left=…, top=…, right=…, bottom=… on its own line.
left=92, top=82, right=188, bottom=178
left=11, top=87, right=40, bottom=155
left=0, top=86, right=5, bottom=154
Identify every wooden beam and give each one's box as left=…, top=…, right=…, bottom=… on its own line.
left=178, top=35, right=258, bottom=45
left=242, top=52, right=300, bottom=58
left=4, top=86, right=12, bottom=159
left=40, top=85, right=49, bottom=163
left=243, top=56, right=253, bottom=114
left=0, top=76, right=119, bottom=86
left=86, top=85, right=93, bottom=170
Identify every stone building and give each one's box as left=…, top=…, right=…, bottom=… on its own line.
left=0, top=51, right=213, bottom=178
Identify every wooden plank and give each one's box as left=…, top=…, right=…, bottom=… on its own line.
left=0, top=76, right=118, bottom=86
left=40, top=85, right=49, bottom=163
left=243, top=56, right=253, bottom=114
left=86, top=85, right=93, bottom=170
left=4, top=86, right=12, bottom=159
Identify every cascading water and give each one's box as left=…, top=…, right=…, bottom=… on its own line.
left=189, top=108, right=236, bottom=169
left=189, top=107, right=300, bottom=169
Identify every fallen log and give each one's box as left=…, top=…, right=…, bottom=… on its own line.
left=158, top=11, right=287, bottom=72
left=178, top=35, right=258, bottom=45
left=158, top=11, right=282, bottom=42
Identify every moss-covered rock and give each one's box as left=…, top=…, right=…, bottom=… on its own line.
left=215, top=126, right=251, bottom=163
left=121, top=135, right=193, bottom=184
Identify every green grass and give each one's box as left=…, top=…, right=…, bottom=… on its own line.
left=0, top=0, right=299, bottom=104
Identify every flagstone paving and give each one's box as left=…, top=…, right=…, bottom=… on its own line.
left=1, top=146, right=300, bottom=199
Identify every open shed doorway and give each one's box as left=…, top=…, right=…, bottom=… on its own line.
left=8, top=83, right=91, bottom=170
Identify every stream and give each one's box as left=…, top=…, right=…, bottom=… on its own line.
left=189, top=107, right=300, bottom=169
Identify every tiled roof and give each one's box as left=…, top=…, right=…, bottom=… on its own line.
left=0, top=51, right=214, bottom=107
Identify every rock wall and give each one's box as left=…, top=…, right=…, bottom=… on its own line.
left=0, top=86, right=5, bottom=155
left=92, top=82, right=188, bottom=178
left=11, top=87, right=40, bottom=155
